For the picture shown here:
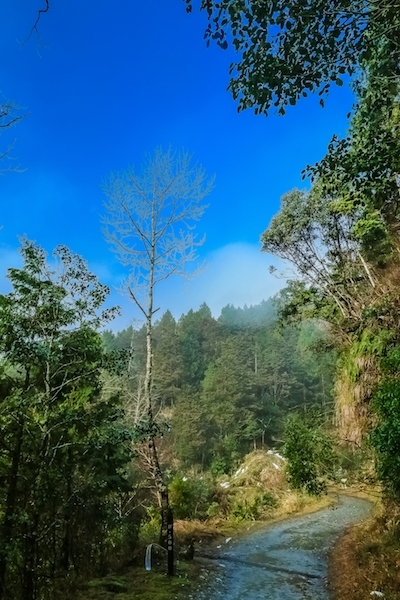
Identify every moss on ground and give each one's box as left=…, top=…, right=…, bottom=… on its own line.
left=76, top=561, right=209, bottom=600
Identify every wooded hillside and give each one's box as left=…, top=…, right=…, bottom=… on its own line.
left=103, top=299, right=335, bottom=474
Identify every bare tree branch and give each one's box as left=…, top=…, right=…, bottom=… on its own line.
left=22, top=0, right=50, bottom=47
left=102, top=147, right=213, bottom=550
left=0, top=99, right=28, bottom=174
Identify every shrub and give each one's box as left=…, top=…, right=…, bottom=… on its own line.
left=370, top=378, right=400, bottom=499
left=283, top=411, right=334, bottom=495
left=229, top=491, right=277, bottom=521
left=210, top=456, right=229, bottom=477
left=168, top=474, right=215, bottom=520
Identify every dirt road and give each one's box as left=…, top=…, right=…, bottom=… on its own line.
left=197, top=495, right=372, bottom=600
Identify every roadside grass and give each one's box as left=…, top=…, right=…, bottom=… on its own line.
left=329, top=498, right=400, bottom=600
left=76, top=560, right=210, bottom=600
left=74, top=490, right=333, bottom=600
left=73, top=450, right=349, bottom=600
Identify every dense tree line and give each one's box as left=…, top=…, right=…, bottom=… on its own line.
left=103, top=299, right=335, bottom=475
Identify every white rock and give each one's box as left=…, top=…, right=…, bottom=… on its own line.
left=274, top=452, right=285, bottom=461
left=267, top=450, right=285, bottom=461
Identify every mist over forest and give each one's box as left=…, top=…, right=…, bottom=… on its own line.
left=103, top=299, right=335, bottom=473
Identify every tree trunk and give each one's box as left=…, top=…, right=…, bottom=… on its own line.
left=61, top=448, right=73, bottom=573
left=22, top=511, right=39, bottom=600
left=0, top=422, right=24, bottom=599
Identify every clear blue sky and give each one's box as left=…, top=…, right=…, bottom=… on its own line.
left=0, top=1, right=354, bottom=329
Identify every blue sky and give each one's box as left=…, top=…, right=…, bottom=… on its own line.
left=0, top=1, right=354, bottom=329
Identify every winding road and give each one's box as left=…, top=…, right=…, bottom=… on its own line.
left=197, top=495, right=372, bottom=600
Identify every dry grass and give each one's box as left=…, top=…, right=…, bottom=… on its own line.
left=329, top=502, right=400, bottom=600
left=229, top=450, right=287, bottom=490
left=174, top=490, right=333, bottom=550
left=173, top=518, right=224, bottom=545
left=335, top=370, right=375, bottom=447
left=277, top=491, right=307, bottom=515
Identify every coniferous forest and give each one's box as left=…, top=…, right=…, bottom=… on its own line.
left=102, top=299, right=334, bottom=474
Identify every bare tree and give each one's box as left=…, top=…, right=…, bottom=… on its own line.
left=102, top=147, right=213, bottom=562
left=0, top=99, right=26, bottom=174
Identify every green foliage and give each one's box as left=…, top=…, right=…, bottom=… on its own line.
left=178, top=303, right=222, bottom=389
left=168, top=474, right=215, bottom=520
left=139, top=506, right=162, bottom=545
left=0, top=240, right=133, bottom=599
left=154, top=301, right=335, bottom=471
left=259, top=33, right=400, bottom=364
left=345, top=329, right=395, bottom=383
left=191, top=0, right=400, bottom=523
left=262, top=184, right=384, bottom=328
left=308, top=39, right=400, bottom=262
left=210, top=456, right=229, bottom=477
left=230, top=492, right=277, bottom=521
left=78, top=564, right=197, bottom=600
left=153, top=310, right=183, bottom=406
left=105, top=298, right=335, bottom=476
left=371, top=378, right=400, bottom=499
left=171, top=392, right=211, bottom=467
left=283, top=411, right=334, bottom=495
left=186, top=0, right=400, bottom=114
left=206, top=502, right=220, bottom=518
left=219, top=299, right=276, bottom=330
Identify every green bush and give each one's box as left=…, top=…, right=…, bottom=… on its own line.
left=206, top=501, right=220, bottom=518
left=210, top=456, right=229, bottom=477
left=230, top=492, right=277, bottom=521
left=168, top=474, right=215, bottom=520
left=139, top=505, right=162, bottom=545
left=283, top=411, right=334, bottom=495
left=371, top=379, right=400, bottom=499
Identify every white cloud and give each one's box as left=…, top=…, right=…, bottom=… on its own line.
left=0, top=241, right=287, bottom=331
left=186, top=242, right=286, bottom=316
left=140, top=242, right=286, bottom=323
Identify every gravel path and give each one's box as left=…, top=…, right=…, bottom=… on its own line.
left=196, top=495, right=372, bottom=600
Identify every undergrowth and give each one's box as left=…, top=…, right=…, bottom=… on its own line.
left=330, top=501, right=400, bottom=600
left=76, top=562, right=203, bottom=600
